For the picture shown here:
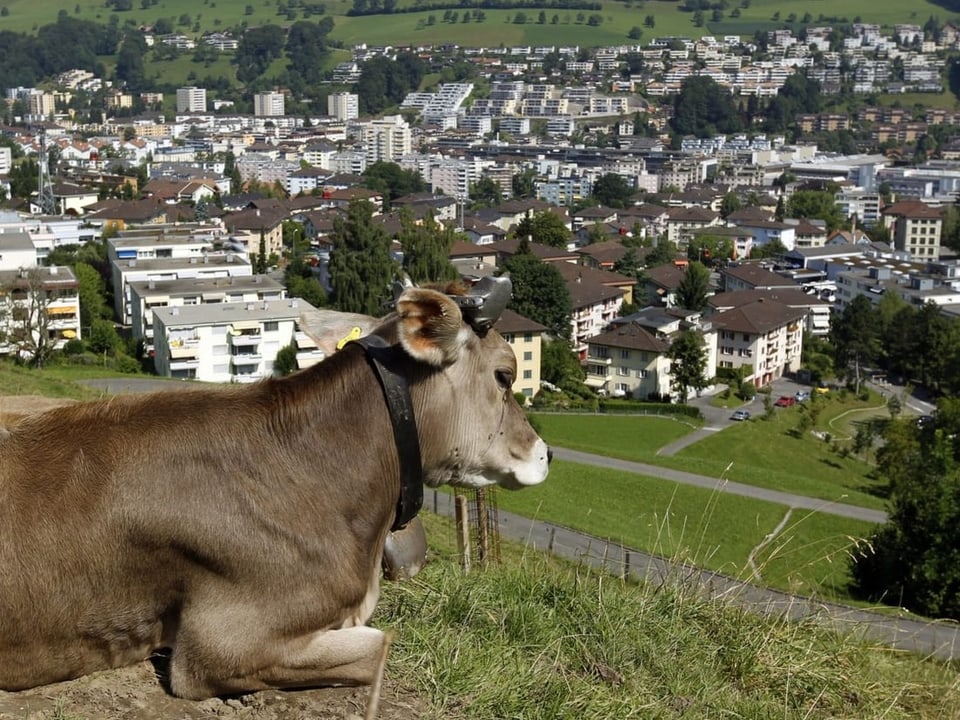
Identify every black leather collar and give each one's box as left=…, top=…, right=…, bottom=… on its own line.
left=351, top=335, right=424, bottom=532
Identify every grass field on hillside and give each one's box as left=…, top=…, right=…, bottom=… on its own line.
left=1, top=0, right=956, bottom=43
left=534, top=398, right=886, bottom=510
left=493, top=459, right=879, bottom=601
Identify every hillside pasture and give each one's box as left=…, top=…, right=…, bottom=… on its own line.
left=493, top=459, right=879, bottom=601
left=1, top=0, right=955, bottom=43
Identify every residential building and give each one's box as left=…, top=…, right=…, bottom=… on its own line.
left=254, top=91, right=286, bottom=117
left=153, top=298, right=320, bottom=382
left=111, top=254, right=253, bottom=326
left=353, top=115, right=411, bottom=164
left=128, top=274, right=286, bottom=348
left=712, top=298, right=806, bottom=387
left=881, top=200, right=943, bottom=260
left=0, top=231, right=37, bottom=271
left=0, top=266, right=81, bottom=357
left=494, top=309, right=547, bottom=401
left=328, top=92, right=359, bottom=121
left=176, top=86, right=207, bottom=113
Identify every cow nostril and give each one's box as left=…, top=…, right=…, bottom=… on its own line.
left=547, top=447, right=553, bottom=464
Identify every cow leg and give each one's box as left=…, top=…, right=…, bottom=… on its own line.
left=169, top=626, right=389, bottom=699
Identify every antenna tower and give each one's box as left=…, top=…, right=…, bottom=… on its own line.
left=36, top=127, right=57, bottom=215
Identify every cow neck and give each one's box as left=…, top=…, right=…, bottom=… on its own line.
left=350, top=335, right=424, bottom=532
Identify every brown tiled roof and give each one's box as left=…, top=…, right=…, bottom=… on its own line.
left=494, top=308, right=547, bottom=334
left=586, top=321, right=671, bottom=353
left=721, top=263, right=799, bottom=289
left=646, top=263, right=686, bottom=290
left=882, top=200, right=943, bottom=219
left=711, top=298, right=807, bottom=334
left=707, top=287, right=830, bottom=310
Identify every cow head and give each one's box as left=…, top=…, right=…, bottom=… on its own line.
left=378, top=278, right=550, bottom=491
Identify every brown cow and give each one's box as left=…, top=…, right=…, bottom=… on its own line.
left=0, top=280, right=549, bottom=699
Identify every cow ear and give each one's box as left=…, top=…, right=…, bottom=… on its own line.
left=395, top=288, right=467, bottom=366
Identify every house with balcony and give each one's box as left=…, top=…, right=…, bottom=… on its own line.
left=152, top=298, right=320, bottom=382
left=129, top=274, right=286, bottom=349
left=494, top=309, right=547, bottom=401
left=0, top=266, right=81, bottom=357
left=111, top=253, right=253, bottom=326
left=584, top=306, right=718, bottom=400
left=880, top=200, right=944, bottom=261
left=707, top=287, right=832, bottom=337
left=563, top=268, right=626, bottom=358
left=711, top=298, right=806, bottom=387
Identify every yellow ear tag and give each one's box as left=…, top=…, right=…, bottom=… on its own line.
left=336, top=326, right=362, bottom=350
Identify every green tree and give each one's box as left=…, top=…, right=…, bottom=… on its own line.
left=591, top=173, right=635, bottom=208
left=675, top=261, right=711, bottom=311
left=362, top=161, right=427, bottom=210
left=829, top=294, right=879, bottom=393
left=852, top=405, right=960, bottom=620
left=501, top=241, right=572, bottom=340
left=786, top=189, right=845, bottom=231
left=512, top=169, right=537, bottom=199
left=8, top=158, right=39, bottom=200
left=469, top=176, right=502, bottom=208
left=235, top=24, right=286, bottom=83
left=667, top=329, right=709, bottom=403
left=74, top=261, right=112, bottom=332
left=671, top=75, right=743, bottom=137
left=273, top=341, right=299, bottom=376
left=514, top=210, right=572, bottom=249
left=398, top=209, right=459, bottom=285
left=540, top=338, right=584, bottom=386
left=328, top=199, right=399, bottom=315
left=253, top=229, right=269, bottom=273
left=88, top=318, right=122, bottom=355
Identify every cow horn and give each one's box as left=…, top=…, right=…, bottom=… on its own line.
left=460, top=275, right=512, bottom=335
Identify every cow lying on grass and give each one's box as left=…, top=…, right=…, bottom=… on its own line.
left=0, top=279, right=549, bottom=699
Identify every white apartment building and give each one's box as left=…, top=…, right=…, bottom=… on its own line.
left=0, top=231, right=37, bottom=271
left=176, top=86, right=207, bottom=113
left=327, top=92, right=359, bottom=121
left=353, top=115, right=412, bottom=164
left=128, top=274, right=286, bottom=348
left=254, top=91, right=286, bottom=117
left=0, top=266, right=82, bottom=357
left=153, top=298, right=322, bottom=383
left=111, top=254, right=253, bottom=327
left=28, top=91, right=56, bottom=119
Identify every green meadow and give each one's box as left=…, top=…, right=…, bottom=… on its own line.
left=1, top=0, right=956, bottom=45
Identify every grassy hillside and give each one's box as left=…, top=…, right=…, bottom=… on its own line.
left=1, top=0, right=955, bottom=45
left=381, top=513, right=960, bottom=719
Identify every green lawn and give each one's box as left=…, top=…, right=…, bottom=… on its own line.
left=494, top=459, right=878, bottom=601
left=533, top=413, right=695, bottom=463
left=534, top=393, right=891, bottom=511
left=2, top=0, right=954, bottom=42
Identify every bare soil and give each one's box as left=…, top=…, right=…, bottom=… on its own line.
left=0, top=396, right=430, bottom=720
left=0, top=662, right=427, bottom=720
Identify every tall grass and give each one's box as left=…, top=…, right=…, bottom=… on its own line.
left=379, top=514, right=960, bottom=719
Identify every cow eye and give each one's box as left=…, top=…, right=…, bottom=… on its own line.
left=495, top=368, right=513, bottom=389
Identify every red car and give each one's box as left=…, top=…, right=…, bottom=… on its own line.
left=774, top=395, right=796, bottom=407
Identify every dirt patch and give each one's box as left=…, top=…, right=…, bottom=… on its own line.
left=0, top=395, right=77, bottom=427
left=0, top=661, right=427, bottom=719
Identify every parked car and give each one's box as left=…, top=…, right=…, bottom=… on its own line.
left=774, top=395, right=796, bottom=407
left=814, top=382, right=831, bottom=394
left=730, top=409, right=751, bottom=421
left=916, top=414, right=935, bottom=429
left=795, top=390, right=811, bottom=402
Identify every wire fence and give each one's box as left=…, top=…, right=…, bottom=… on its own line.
left=424, top=488, right=960, bottom=663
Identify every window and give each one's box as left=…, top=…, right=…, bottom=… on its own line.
left=523, top=351, right=532, bottom=361
left=617, top=366, right=630, bottom=376
left=263, top=321, right=279, bottom=332
left=616, top=383, right=629, bottom=395
left=523, top=369, right=532, bottom=379
left=742, top=333, right=750, bottom=342
left=593, top=346, right=610, bottom=359
left=524, top=332, right=533, bottom=342
left=502, top=333, right=514, bottom=343
left=620, top=349, right=630, bottom=360
left=636, top=369, right=648, bottom=379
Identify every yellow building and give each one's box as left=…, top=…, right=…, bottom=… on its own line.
left=494, top=309, right=547, bottom=402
